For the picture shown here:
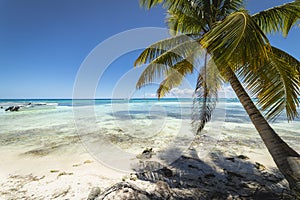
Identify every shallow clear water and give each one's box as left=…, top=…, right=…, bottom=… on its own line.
left=0, top=98, right=299, bottom=166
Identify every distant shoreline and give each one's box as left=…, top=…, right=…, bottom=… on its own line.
left=0, top=97, right=240, bottom=100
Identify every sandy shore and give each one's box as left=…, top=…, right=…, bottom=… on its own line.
left=0, top=132, right=297, bottom=200
left=0, top=144, right=124, bottom=199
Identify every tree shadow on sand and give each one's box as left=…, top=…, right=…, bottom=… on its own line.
left=133, top=146, right=297, bottom=199
left=93, top=145, right=298, bottom=200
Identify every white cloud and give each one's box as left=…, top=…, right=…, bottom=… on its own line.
left=168, top=88, right=194, bottom=98
left=145, top=93, right=157, bottom=98
left=144, top=87, right=194, bottom=98
left=144, top=85, right=238, bottom=99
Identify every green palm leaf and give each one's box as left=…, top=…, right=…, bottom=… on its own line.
left=240, top=46, right=300, bottom=121
left=167, top=9, right=208, bottom=35
left=201, top=10, right=270, bottom=71
left=192, top=57, right=223, bottom=134
left=135, top=38, right=202, bottom=89
left=252, top=0, right=300, bottom=37
left=156, top=58, right=194, bottom=98
left=140, top=0, right=196, bottom=12
left=134, top=34, right=194, bottom=67
left=139, top=0, right=163, bottom=9
left=219, top=0, right=244, bottom=17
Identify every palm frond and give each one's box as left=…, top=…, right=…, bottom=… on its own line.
left=157, top=56, right=194, bottom=98
left=252, top=0, right=300, bottom=37
left=201, top=10, right=270, bottom=71
left=219, top=0, right=244, bottom=17
left=192, top=57, right=223, bottom=134
left=240, top=46, right=300, bottom=121
left=271, top=46, right=300, bottom=73
left=167, top=9, right=208, bottom=35
left=139, top=0, right=164, bottom=9
left=140, top=0, right=200, bottom=13
left=136, top=39, right=202, bottom=89
left=164, top=0, right=202, bottom=14
left=134, top=34, right=193, bottom=67
left=165, top=0, right=222, bottom=35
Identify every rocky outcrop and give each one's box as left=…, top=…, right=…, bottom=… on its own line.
left=5, top=106, right=21, bottom=112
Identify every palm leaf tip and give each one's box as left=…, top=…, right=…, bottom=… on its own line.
left=134, top=35, right=197, bottom=67
left=192, top=60, right=222, bottom=134
left=241, top=46, right=300, bottom=121
left=139, top=0, right=164, bottom=9
left=156, top=58, right=194, bottom=98
left=252, top=0, right=300, bottom=37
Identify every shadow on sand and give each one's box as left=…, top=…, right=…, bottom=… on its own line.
left=93, top=143, right=297, bottom=200
left=131, top=146, right=297, bottom=199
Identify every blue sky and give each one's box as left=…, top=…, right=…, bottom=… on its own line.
left=0, top=0, right=299, bottom=99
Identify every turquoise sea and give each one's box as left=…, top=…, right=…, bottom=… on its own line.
left=0, top=98, right=299, bottom=171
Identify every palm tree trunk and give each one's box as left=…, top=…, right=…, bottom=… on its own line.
left=225, top=67, right=300, bottom=194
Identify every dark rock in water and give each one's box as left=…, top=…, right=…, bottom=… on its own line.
left=0, top=106, right=3, bottom=109
left=87, top=187, right=101, bottom=200
left=13, top=106, right=20, bottom=111
left=5, top=106, right=20, bottom=112
left=5, top=106, right=13, bottom=111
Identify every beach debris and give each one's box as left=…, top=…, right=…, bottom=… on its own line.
left=95, top=182, right=150, bottom=199
left=52, top=185, right=70, bottom=198
left=255, top=162, right=266, bottom=171
left=153, top=181, right=173, bottom=199
left=136, top=148, right=155, bottom=159
left=84, top=160, right=93, bottom=164
left=115, top=128, right=124, bottom=132
left=72, top=163, right=81, bottom=167
left=57, top=171, right=73, bottom=178
left=23, top=148, right=50, bottom=156
left=87, top=187, right=101, bottom=200
left=122, top=173, right=138, bottom=181
left=237, top=155, right=249, bottom=160
left=129, top=174, right=138, bottom=181
left=50, top=170, right=59, bottom=173
left=5, top=106, right=21, bottom=112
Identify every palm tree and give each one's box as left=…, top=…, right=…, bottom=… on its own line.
left=134, top=0, right=300, bottom=195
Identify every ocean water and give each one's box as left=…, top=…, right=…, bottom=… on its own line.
left=0, top=98, right=299, bottom=170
